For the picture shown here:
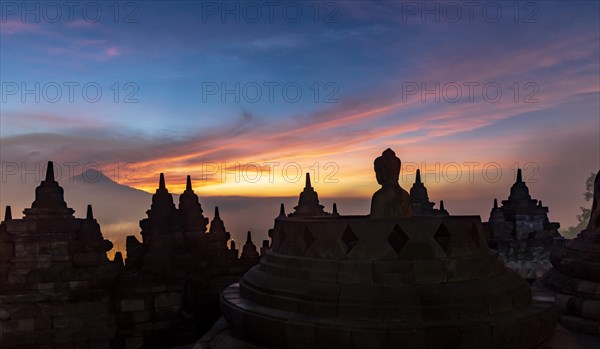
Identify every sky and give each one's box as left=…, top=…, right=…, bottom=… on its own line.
left=1, top=0, right=599, bottom=240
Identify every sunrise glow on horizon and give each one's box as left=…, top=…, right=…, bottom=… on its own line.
left=1, top=1, right=598, bottom=230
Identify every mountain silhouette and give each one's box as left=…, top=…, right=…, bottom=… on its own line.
left=73, top=168, right=120, bottom=184
left=72, top=169, right=150, bottom=194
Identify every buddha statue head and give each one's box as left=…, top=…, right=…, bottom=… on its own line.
left=374, top=148, right=401, bottom=186
left=370, top=148, right=411, bottom=218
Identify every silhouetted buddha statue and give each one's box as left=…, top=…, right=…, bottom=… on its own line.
left=370, top=148, right=412, bottom=218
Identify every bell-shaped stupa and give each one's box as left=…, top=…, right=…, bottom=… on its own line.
left=290, top=173, right=326, bottom=217
left=410, top=169, right=450, bottom=216
left=485, top=170, right=563, bottom=280
left=213, top=149, right=558, bottom=349
left=23, top=161, right=75, bottom=219
left=542, top=171, right=600, bottom=335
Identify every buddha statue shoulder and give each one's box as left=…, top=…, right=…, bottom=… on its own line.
left=370, top=148, right=412, bottom=218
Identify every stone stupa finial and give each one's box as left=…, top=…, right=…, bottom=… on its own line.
left=437, top=200, right=449, bottom=216
left=516, top=169, right=523, bottom=183
left=149, top=172, right=176, bottom=213
left=178, top=173, right=208, bottom=233
left=278, top=203, right=286, bottom=218
left=159, top=173, right=166, bottom=190
left=332, top=203, right=339, bottom=215
left=409, top=166, right=440, bottom=216
left=179, top=174, right=205, bottom=214
left=489, top=198, right=504, bottom=222
left=4, top=206, right=12, bottom=222
left=241, top=231, right=259, bottom=261
left=114, top=252, right=124, bottom=266
left=46, top=161, right=55, bottom=182
left=86, top=205, right=94, bottom=220
left=209, top=206, right=227, bottom=234
left=186, top=175, right=192, bottom=191
left=305, top=173, right=312, bottom=189
left=370, top=148, right=412, bottom=218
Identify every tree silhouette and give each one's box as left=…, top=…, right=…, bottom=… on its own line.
left=562, top=172, right=597, bottom=238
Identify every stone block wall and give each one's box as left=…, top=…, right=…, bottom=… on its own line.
left=0, top=276, right=229, bottom=349
left=0, top=292, right=116, bottom=349
left=111, top=281, right=194, bottom=349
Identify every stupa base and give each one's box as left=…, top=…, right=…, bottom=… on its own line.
left=542, top=269, right=600, bottom=336
left=196, top=318, right=590, bottom=349
left=214, top=283, right=558, bottom=349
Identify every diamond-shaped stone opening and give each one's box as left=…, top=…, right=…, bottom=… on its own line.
left=387, top=224, right=409, bottom=254
left=434, top=223, right=451, bottom=253
left=303, top=226, right=316, bottom=249
left=341, top=225, right=359, bottom=253
left=470, top=223, right=480, bottom=248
